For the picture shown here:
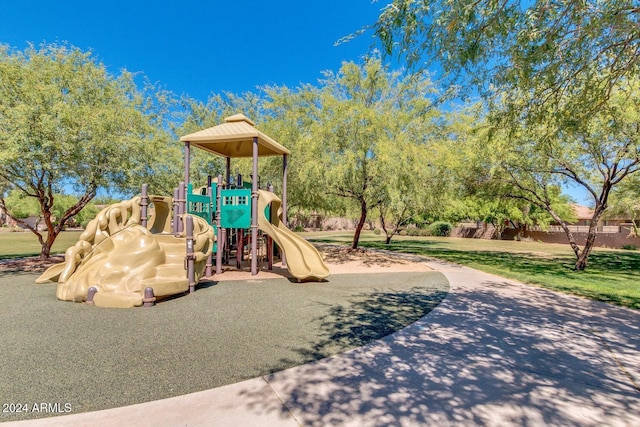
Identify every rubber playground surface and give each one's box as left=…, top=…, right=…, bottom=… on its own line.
left=0, top=266, right=448, bottom=422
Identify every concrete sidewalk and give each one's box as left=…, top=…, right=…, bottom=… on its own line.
left=5, top=260, right=639, bottom=426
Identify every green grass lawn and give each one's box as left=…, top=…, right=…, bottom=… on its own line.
left=305, top=231, right=640, bottom=310
left=2, top=229, right=639, bottom=309
left=0, top=230, right=82, bottom=260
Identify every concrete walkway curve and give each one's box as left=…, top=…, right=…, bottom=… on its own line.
left=4, top=259, right=640, bottom=426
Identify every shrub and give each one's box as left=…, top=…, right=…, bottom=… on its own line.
left=429, top=221, right=452, bottom=237
left=621, top=244, right=637, bottom=251
left=406, top=228, right=431, bottom=236
left=373, top=228, right=381, bottom=235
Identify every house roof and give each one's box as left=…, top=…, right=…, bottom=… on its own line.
left=570, top=203, right=594, bottom=220
left=179, top=114, right=290, bottom=158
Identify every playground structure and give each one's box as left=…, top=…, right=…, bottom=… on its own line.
left=37, top=114, right=329, bottom=308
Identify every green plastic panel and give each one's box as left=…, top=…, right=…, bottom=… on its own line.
left=187, top=183, right=214, bottom=225
left=220, top=189, right=251, bottom=229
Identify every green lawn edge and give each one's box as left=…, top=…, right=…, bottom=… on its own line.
left=307, top=232, right=640, bottom=310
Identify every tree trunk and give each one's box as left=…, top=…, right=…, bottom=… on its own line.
left=38, top=183, right=95, bottom=259
left=631, top=213, right=639, bottom=238
left=543, top=204, right=582, bottom=260
left=40, top=229, right=59, bottom=259
left=39, top=201, right=57, bottom=259
left=574, top=230, right=596, bottom=271
left=492, top=221, right=504, bottom=240
left=40, top=242, right=52, bottom=259
left=352, top=198, right=367, bottom=249
left=573, top=206, right=606, bottom=271
left=379, top=211, right=393, bottom=245
left=574, top=250, right=588, bottom=271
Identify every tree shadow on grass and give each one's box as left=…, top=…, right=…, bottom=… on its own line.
left=281, top=287, right=449, bottom=364
left=587, top=250, right=640, bottom=272
left=358, top=240, right=640, bottom=309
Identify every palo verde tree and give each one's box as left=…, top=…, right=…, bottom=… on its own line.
left=375, top=101, right=450, bottom=244
left=265, top=57, right=438, bottom=248
left=448, top=107, right=579, bottom=241
left=0, top=43, right=157, bottom=258
left=484, top=83, right=640, bottom=270
left=372, top=0, right=640, bottom=270
left=373, top=0, right=640, bottom=113
left=260, top=85, right=340, bottom=214
left=377, top=140, right=433, bottom=244
left=602, top=163, right=640, bottom=238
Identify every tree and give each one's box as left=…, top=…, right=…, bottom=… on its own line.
left=264, top=58, right=438, bottom=248
left=608, top=174, right=640, bottom=238
left=1, top=188, right=40, bottom=219
left=373, top=0, right=640, bottom=121
left=482, top=82, right=640, bottom=269
left=261, top=85, right=344, bottom=214
left=372, top=0, right=640, bottom=270
left=0, top=43, right=157, bottom=257
left=0, top=176, right=9, bottom=195
left=376, top=107, right=454, bottom=244
left=443, top=107, right=579, bottom=240
left=1, top=189, right=101, bottom=229
left=461, top=191, right=575, bottom=239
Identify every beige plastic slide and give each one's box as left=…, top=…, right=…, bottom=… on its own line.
left=257, top=190, right=330, bottom=281
left=37, top=196, right=214, bottom=308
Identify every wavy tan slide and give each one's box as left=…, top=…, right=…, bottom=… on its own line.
left=37, top=196, right=214, bottom=308
left=257, top=190, right=330, bottom=281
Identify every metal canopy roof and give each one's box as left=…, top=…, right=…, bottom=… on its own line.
left=179, top=114, right=290, bottom=158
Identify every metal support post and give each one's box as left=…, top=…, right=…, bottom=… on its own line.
left=237, top=229, right=244, bottom=268
left=216, top=174, right=223, bottom=275
left=251, top=137, right=259, bottom=275
left=186, top=215, right=195, bottom=293
left=140, top=184, right=148, bottom=228
left=178, top=181, right=186, bottom=233
left=266, top=184, right=274, bottom=270
left=205, top=176, right=213, bottom=277
left=86, top=287, right=97, bottom=305
left=282, top=154, right=288, bottom=268
left=143, top=287, right=156, bottom=307
left=173, top=187, right=180, bottom=235
left=267, top=236, right=273, bottom=270
left=184, top=142, right=190, bottom=187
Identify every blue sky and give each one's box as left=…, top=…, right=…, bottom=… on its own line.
left=1, top=0, right=384, bottom=101
left=0, top=1, right=593, bottom=204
